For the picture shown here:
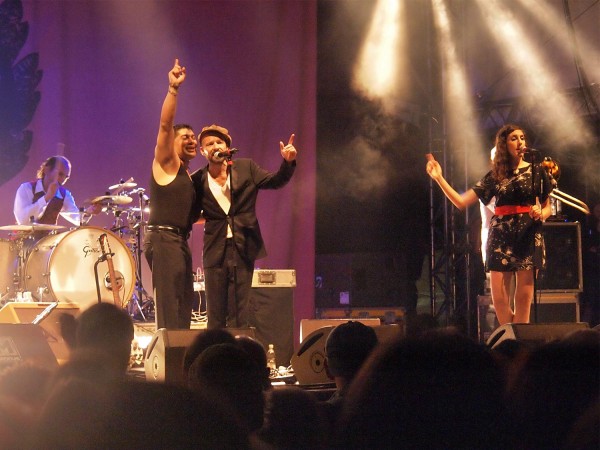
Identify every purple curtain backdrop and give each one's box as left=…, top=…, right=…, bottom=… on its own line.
left=0, top=0, right=316, bottom=347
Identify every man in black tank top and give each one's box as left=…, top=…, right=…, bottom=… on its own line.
left=143, top=59, right=198, bottom=330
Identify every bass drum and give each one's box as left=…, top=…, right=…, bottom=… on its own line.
left=0, top=239, right=18, bottom=300
left=25, top=226, right=135, bottom=310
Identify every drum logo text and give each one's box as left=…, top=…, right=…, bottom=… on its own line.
left=83, top=243, right=101, bottom=258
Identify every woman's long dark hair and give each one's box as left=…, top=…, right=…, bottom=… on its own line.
left=492, top=124, right=524, bottom=181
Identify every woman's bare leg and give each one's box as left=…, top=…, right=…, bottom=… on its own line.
left=490, top=271, right=515, bottom=325
left=513, top=269, right=534, bottom=323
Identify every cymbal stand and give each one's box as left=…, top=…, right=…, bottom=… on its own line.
left=12, top=233, right=30, bottom=297
left=110, top=208, right=128, bottom=238
left=128, top=188, right=153, bottom=321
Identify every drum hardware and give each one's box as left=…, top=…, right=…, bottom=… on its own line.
left=85, top=195, right=133, bottom=206
left=0, top=231, right=38, bottom=300
left=0, top=224, right=65, bottom=232
left=124, top=186, right=154, bottom=321
left=109, top=177, right=137, bottom=193
left=110, top=208, right=132, bottom=240
left=36, top=286, right=47, bottom=302
left=59, top=210, right=92, bottom=227
left=129, top=206, right=151, bottom=214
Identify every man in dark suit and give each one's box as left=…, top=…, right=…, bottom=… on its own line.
left=191, top=125, right=297, bottom=329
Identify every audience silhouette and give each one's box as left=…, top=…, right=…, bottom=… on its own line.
left=0, top=299, right=597, bottom=449
left=187, top=342, right=266, bottom=433
left=236, top=334, right=272, bottom=391
left=182, top=327, right=237, bottom=378
left=507, top=329, right=599, bottom=450
left=32, top=378, right=249, bottom=449
left=258, top=386, right=328, bottom=449
left=333, top=328, right=512, bottom=449
left=323, top=320, right=378, bottom=426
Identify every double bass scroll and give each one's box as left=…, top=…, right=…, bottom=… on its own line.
left=98, top=233, right=126, bottom=308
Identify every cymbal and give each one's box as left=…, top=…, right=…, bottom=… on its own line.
left=130, top=207, right=151, bottom=213
left=109, top=178, right=137, bottom=191
left=87, top=195, right=133, bottom=205
left=59, top=211, right=87, bottom=220
left=0, top=224, right=65, bottom=232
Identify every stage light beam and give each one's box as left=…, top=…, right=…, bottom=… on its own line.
left=431, top=0, right=486, bottom=174
left=352, top=0, right=405, bottom=110
left=518, top=0, right=600, bottom=84
left=475, top=0, right=594, bottom=148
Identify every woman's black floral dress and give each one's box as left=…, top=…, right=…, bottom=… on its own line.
left=473, top=164, right=552, bottom=272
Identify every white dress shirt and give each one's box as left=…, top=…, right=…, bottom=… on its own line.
left=13, top=179, right=79, bottom=225
left=207, top=172, right=233, bottom=238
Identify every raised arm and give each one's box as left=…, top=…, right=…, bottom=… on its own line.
left=425, top=153, right=478, bottom=210
left=155, top=58, right=186, bottom=172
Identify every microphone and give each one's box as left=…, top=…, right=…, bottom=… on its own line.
left=214, top=148, right=239, bottom=158
left=521, top=147, right=542, bottom=163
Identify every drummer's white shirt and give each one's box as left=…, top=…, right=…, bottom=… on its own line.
left=13, top=179, right=79, bottom=226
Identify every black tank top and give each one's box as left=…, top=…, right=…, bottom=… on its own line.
left=148, top=165, right=195, bottom=232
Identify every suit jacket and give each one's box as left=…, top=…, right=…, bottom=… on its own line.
left=191, top=158, right=296, bottom=267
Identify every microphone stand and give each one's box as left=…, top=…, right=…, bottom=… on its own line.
left=224, top=153, right=239, bottom=327
left=130, top=189, right=149, bottom=321
left=527, top=149, right=543, bottom=324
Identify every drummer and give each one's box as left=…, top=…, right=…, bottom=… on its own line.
left=13, top=155, right=101, bottom=227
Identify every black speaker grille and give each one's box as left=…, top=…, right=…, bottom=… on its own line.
left=537, top=222, right=582, bottom=291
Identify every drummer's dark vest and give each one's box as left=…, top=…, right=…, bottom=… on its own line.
left=31, top=181, right=66, bottom=225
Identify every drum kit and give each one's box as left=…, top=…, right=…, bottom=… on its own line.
left=0, top=178, right=153, bottom=321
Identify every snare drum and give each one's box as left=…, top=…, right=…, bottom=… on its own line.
left=25, top=226, right=135, bottom=310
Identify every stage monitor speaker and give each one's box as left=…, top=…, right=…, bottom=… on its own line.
left=486, top=322, right=589, bottom=349
left=537, top=222, right=582, bottom=291
left=249, top=287, right=294, bottom=368
left=291, top=324, right=403, bottom=385
left=291, top=326, right=334, bottom=385
left=0, top=323, right=58, bottom=370
left=478, top=293, right=581, bottom=343
left=0, top=302, right=79, bottom=363
left=144, top=327, right=256, bottom=385
left=299, top=318, right=381, bottom=343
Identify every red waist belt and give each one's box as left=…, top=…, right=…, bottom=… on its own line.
left=495, top=205, right=530, bottom=215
